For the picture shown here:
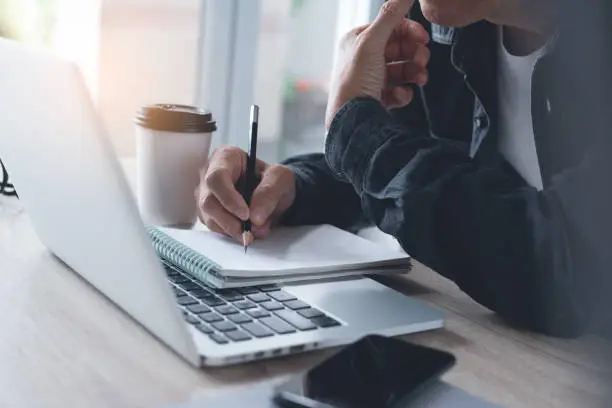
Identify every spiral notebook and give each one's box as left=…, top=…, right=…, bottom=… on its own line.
left=147, top=224, right=411, bottom=289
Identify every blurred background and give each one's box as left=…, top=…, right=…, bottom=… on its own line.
left=0, top=0, right=383, bottom=163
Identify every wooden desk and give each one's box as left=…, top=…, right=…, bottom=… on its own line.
left=1, top=191, right=610, bottom=408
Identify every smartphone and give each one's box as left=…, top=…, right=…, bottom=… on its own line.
left=273, top=335, right=456, bottom=408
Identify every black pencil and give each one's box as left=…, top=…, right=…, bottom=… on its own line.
left=242, top=105, right=259, bottom=253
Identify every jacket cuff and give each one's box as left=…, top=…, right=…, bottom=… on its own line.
left=277, top=163, right=310, bottom=226
left=324, top=97, right=393, bottom=193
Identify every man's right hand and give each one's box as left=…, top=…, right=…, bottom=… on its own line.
left=195, top=145, right=297, bottom=244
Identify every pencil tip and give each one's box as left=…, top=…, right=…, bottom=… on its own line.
left=242, top=231, right=253, bottom=253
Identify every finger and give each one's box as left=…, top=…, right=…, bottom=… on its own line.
left=386, top=61, right=428, bottom=86
left=389, top=19, right=430, bottom=46
left=412, top=44, right=431, bottom=67
left=208, top=147, right=267, bottom=198
left=385, top=20, right=430, bottom=61
left=350, top=23, right=370, bottom=38
left=385, top=33, right=431, bottom=64
left=367, top=0, right=416, bottom=44
left=209, top=145, right=246, bottom=183
left=204, top=146, right=250, bottom=220
left=255, top=158, right=267, bottom=177
left=198, top=194, right=243, bottom=239
left=249, top=165, right=292, bottom=226
left=383, top=86, right=414, bottom=109
left=253, top=222, right=272, bottom=240
left=208, top=219, right=244, bottom=244
left=205, top=168, right=249, bottom=220
left=206, top=219, right=226, bottom=236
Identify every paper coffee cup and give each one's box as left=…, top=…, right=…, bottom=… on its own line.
left=135, top=104, right=216, bottom=227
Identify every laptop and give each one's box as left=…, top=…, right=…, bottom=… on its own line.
left=0, top=39, right=444, bottom=367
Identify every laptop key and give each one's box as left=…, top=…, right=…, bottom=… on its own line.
left=247, top=308, right=271, bottom=319
left=192, top=288, right=213, bottom=298
left=242, top=322, right=273, bottom=338
left=217, top=290, right=244, bottom=302
left=275, top=309, right=317, bottom=331
left=215, top=305, right=239, bottom=315
left=208, top=333, right=229, bottom=344
left=184, top=314, right=199, bottom=324
left=180, top=282, right=201, bottom=291
left=187, top=303, right=211, bottom=315
left=199, top=296, right=226, bottom=307
left=257, top=285, right=280, bottom=292
left=247, top=293, right=269, bottom=303
left=212, top=320, right=238, bottom=332
left=237, top=287, right=260, bottom=295
left=311, top=315, right=341, bottom=328
left=164, top=266, right=179, bottom=277
left=260, top=301, right=284, bottom=311
left=228, top=313, right=252, bottom=324
left=284, top=300, right=310, bottom=310
left=234, top=300, right=257, bottom=310
left=225, top=330, right=252, bottom=342
left=177, top=296, right=198, bottom=306
left=268, top=291, right=296, bottom=302
left=201, top=313, right=223, bottom=323
left=173, top=288, right=187, bottom=297
left=260, top=316, right=297, bottom=334
left=196, top=323, right=213, bottom=334
left=298, top=308, right=324, bottom=319
left=169, top=275, right=190, bottom=284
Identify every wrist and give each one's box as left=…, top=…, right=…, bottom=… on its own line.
left=325, top=86, right=379, bottom=131
left=276, top=165, right=303, bottom=226
left=325, top=97, right=390, bottom=190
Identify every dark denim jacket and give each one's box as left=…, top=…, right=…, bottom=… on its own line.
left=280, top=11, right=612, bottom=338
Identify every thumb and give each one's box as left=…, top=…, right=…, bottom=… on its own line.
left=367, top=0, right=415, bottom=43
left=249, top=166, right=288, bottom=226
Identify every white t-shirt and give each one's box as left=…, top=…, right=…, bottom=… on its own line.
left=497, top=27, right=549, bottom=191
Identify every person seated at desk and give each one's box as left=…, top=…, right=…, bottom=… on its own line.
left=195, top=0, right=612, bottom=338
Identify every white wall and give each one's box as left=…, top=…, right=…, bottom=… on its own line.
left=48, top=0, right=365, bottom=156
left=252, top=0, right=342, bottom=143
left=97, top=0, right=201, bottom=156
left=52, top=0, right=102, bottom=102
left=252, top=0, right=292, bottom=143
left=284, top=0, right=339, bottom=85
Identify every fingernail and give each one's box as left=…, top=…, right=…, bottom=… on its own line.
left=253, top=225, right=270, bottom=239
left=251, top=209, right=266, bottom=225
left=418, top=73, right=428, bottom=86
left=237, top=207, right=249, bottom=220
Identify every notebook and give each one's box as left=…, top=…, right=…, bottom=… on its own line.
left=147, top=224, right=411, bottom=289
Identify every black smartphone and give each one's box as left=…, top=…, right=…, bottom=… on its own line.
left=273, top=335, right=456, bottom=408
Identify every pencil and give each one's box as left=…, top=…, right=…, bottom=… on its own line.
left=242, top=105, right=259, bottom=252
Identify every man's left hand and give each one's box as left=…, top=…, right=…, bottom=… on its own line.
left=325, top=0, right=431, bottom=130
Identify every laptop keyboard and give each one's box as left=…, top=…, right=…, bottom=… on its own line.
left=163, top=262, right=341, bottom=345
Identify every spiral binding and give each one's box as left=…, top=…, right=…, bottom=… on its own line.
left=146, top=226, right=223, bottom=284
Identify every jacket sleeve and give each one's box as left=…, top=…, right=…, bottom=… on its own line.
left=325, top=96, right=612, bottom=338
left=278, top=153, right=367, bottom=232
left=278, top=89, right=429, bottom=231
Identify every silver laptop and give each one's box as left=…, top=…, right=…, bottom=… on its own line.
left=0, top=39, right=444, bottom=367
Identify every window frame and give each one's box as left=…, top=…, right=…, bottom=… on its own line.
left=195, top=0, right=382, bottom=152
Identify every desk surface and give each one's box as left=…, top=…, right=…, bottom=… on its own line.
left=1, top=191, right=610, bottom=408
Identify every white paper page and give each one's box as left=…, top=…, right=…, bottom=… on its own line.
left=158, top=224, right=409, bottom=276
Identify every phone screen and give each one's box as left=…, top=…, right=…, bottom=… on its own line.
left=274, top=335, right=455, bottom=408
